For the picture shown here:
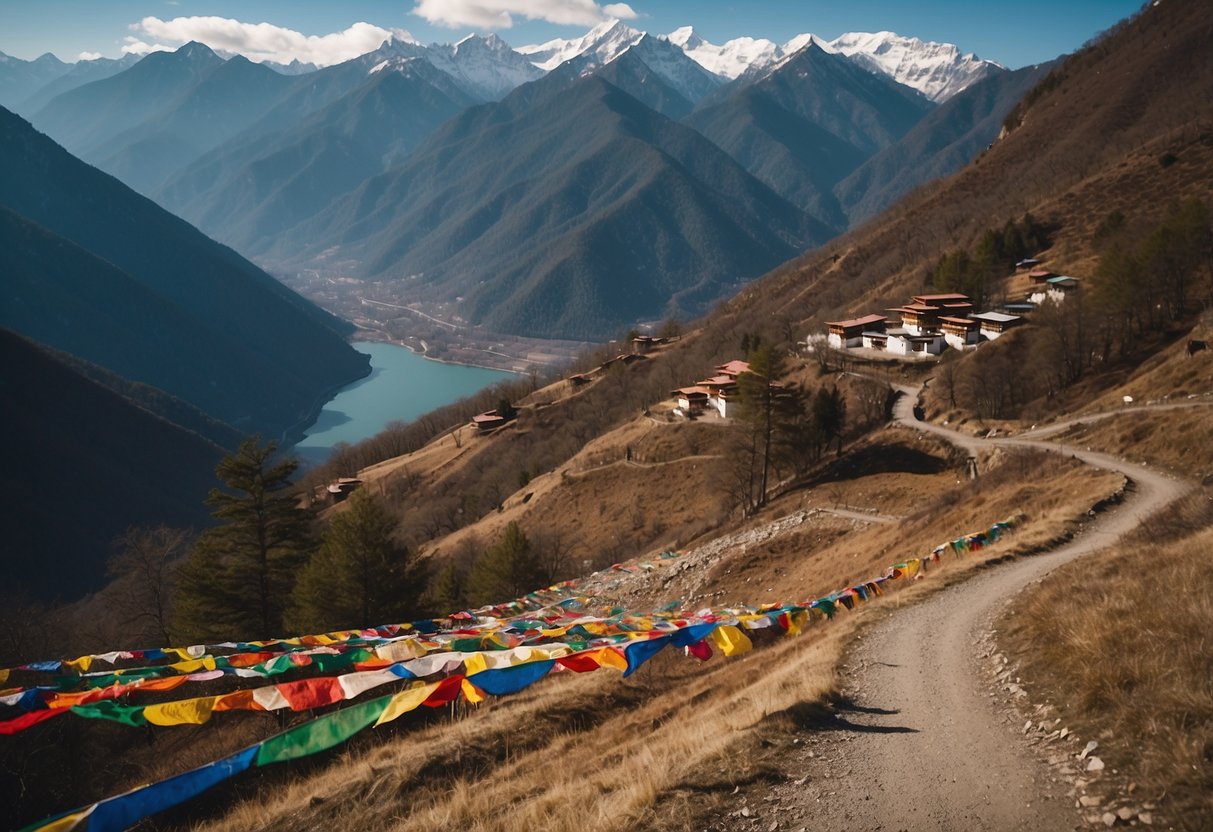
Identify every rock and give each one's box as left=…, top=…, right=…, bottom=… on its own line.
left=768, top=823, right=780, bottom=832
left=1081, top=740, right=1099, bottom=759
left=1080, top=796, right=1102, bottom=808
left=741, top=807, right=752, bottom=818
left=1117, top=807, right=1135, bottom=821
left=1087, top=756, right=1106, bottom=772
left=1023, top=720, right=1033, bottom=734
left=793, top=776, right=809, bottom=787
left=1059, top=727, right=1070, bottom=739
left=1102, top=811, right=1117, bottom=827
left=1138, top=811, right=1153, bottom=825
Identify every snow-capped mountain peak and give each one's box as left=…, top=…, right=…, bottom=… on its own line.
left=357, top=34, right=541, bottom=101
left=827, top=31, right=1003, bottom=101
left=517, top=19, right=644, bottom=72
left=660, top=27, right=823, bottom=80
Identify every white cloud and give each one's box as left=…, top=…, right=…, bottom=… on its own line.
left=121, top=37, right=174, bottom=56
left=123, top=16, right=412, bottom=67
left=412, top=0, right=637, bottom=30
left=602, top=4, right=638, bottom=19
left=77, top=51, right=104, bottom=61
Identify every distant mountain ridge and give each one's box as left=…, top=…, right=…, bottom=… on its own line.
left=15, top=21, right=1028, bottom=342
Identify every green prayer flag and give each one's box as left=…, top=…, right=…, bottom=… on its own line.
left=72, top=700, right=149, bottom=727
left=255, top=695, right=391, bottom=766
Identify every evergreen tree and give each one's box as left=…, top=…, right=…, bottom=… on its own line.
left=428, top=561, right=468, bottom=616
left=467, top=522, right=544, bottom=606
left=172, top=437, right=314, bottom=642
left=286, top=490, right=424, bottom=632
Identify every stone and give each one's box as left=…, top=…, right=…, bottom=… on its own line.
left=1080, top=740, right=1099, bottom=759
left=1086, top=756, right=1105, bottom=772
left=1023, top=720, right=1033, bottom=734
left=1117, top=807, right=1135, bottom=821
left=1079, top=796, right=1102, bottom=808
left=1102, top=811, right=1117, bottom=827
left=741, top=807, right=752, bottom=818
left=1138, top=812, right=1153, bottom=825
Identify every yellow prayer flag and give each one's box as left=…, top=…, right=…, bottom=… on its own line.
left=144, top=695, right=219, bottom=726
left=710, top=625, right=752, bottom=657
left=590, top=647, right=628, bottom=671
left=374, top=681, right=441, bottom=727
left=64, top=655, right=93, bottom=674
left=463, top=653, right=489, bottom=676
left=169, top=657, right=217, bottom=674
left=460, top=678, right=485, bottom=704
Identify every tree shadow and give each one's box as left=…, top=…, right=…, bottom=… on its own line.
left=781, top=697, right=919, bottom=735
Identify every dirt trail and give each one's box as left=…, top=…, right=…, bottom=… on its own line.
left=730, top=384, right=1191, bottom=831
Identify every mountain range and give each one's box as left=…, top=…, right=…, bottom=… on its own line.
left=9, top=19, right=1023, bottom=339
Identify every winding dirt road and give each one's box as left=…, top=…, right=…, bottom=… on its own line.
left=737, top=384, right=1191, bottom=831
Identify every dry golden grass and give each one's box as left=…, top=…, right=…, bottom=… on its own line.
left=167, top=442, right=1126, bottom=832
left=999, top=489, right=1213, bottom=830
left=1046, top=406, right=1213, bottom=480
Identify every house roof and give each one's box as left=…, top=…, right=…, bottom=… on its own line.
left=825, top=313, right=887, bottom=329
left=673, top=386, right=711, bottom=397
left=939, top=316, right=979, bottom=327
left=715, top=359, right=752, bottom=376
left=913, top=293, right=971, bottom=303
left=899, top=303, right=939, bottom=313
left=472, top=411, right=506, bottom=425
left=970, top=312, right=1022, bottom=324
left=1028, top=268, right=1055, bottom=278
left=1046, top=276, right=1080, bottom=286
left=1017, top=258, right=1040, bottom=268
left=698, top=375, right=737, bottom=386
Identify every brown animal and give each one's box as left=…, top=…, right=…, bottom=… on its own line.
left=1187, top=339, right=1208, bottom=357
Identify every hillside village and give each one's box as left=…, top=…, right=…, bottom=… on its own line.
left=819, top=261, right=1081, bottom=361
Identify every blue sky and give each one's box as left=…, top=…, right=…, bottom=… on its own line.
left=0, top=1, right=1144, bottom=69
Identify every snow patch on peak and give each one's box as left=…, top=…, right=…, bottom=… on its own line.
left=661, top=29, right=783, bottom=79
left=828, top=31, right=1002, bottom=101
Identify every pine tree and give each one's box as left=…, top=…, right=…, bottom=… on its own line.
left=172, top=437, right=314, bottom=642
left=285, top=490, right=424, bottom=632
left=467, top=522, right=543, bottom=606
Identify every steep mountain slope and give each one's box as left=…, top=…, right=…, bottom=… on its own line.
left=0, top=50, right=70, bottom=111
left=684, top=42, right=933, bottom=227
left=0, top=106, right=369, bottom=439
left=709, top=0, right=1213, bottom=342
left=835, top=59, right=1057, bottom=225
left=268, top=76, right=827, bottom=340
left=828, top=31, right=1003, bottom=102
left=157, top=59, right=476, bottom=249
left=0, top=328, right=223, bottom=602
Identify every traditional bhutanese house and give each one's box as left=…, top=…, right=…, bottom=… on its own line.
left=885, top=329, right=945, bottom=356
left=861, top=331, right=889, bottom=350
left=697, top=374, right=741, bottom=418
left=1027, top=268, right=1057, bottom=283
left=672, top=386, right=711, bottom=414
left=940, top=316, right=981, bottom=349
left=825, top=314, right=887, bottom=349
left=1003, top=301, right=1036, bottom=315
left=472, top=411, right=507, bottom=432
left=1029, top=276, right=1081, bottom=305
left=969, top=311, right=1023, bottom=340
left=632, top=335, right=655, bottom=354
left=896, top=303, right=943, bottom=336
left=715, top=359, right=752, bottom=378
left=1016, top=258, right=1041, bottom=270
left=568, top=372, right=591, bottom=386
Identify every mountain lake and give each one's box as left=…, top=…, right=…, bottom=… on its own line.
left=294, top=341, right=512, bottom=464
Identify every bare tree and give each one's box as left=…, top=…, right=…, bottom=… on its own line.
left=107, top=526, right=192, bottom=645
